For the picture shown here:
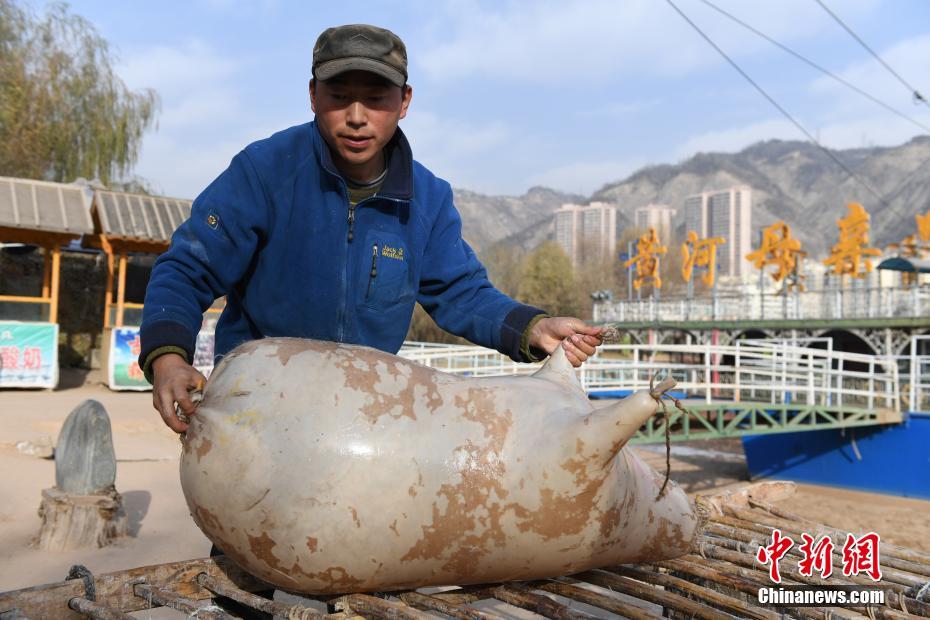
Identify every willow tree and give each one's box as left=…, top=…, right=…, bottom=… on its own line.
left=0, top=1, right=159, bottom=185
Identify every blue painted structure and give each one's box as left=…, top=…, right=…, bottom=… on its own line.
left=589, top=389, right=689, bottom=400
left=742, top=412, right=930, bottom=499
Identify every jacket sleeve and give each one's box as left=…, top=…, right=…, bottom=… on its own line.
left=417, top=185, right=545, bottom=362
left=139, top=151, right=269, bottom=372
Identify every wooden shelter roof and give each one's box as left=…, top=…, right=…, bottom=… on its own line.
left=0, top=176, right=93, bottom=237
left=94, top=190, right=192, bottom=244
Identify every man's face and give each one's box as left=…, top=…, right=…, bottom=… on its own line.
left=310, top=71, right=412, bottom=177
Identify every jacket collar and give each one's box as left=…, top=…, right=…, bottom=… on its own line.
left=312, top=120, right=414, bottom=201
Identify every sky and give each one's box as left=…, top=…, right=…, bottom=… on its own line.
left=58, top=0, right=930, bottom=199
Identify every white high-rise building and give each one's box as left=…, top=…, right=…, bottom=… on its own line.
left=682, top=186, right=752, bottom=278
left=554, top=202, right=617, bottom=267
left=634, top=204, right=676, bottom=245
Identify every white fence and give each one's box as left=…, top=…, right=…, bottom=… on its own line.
left=905, top=335, right=930, bottom=412
left=593, top=285, right=929, bottom=323
left=399, top=339, right=901, bottom=413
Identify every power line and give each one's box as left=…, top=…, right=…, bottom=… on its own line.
left=697, top=0, right=930, bottom=134
left=813, top=0, right=928, bottom=107
left=664, top=0, right=890, bottom=209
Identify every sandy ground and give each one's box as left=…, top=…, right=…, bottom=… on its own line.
left=1, top=372, right=928, bottom=610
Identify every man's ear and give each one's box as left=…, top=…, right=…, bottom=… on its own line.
left=309, top=79, right=317, bottom=113
left=399, top=84, right=413, bottom=120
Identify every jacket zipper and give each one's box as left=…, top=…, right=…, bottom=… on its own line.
left=366, top=243, right=378, bottom=299
left=347, top=204, right=356, bottom=243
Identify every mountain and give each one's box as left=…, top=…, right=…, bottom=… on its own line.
left=591, top=136, right=930, bottom=254
left=453, top=136, right=930, bottom=256
left=452, top=186, right=584, bottom=251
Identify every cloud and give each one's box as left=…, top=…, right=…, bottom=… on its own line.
left=418, top=0, right=880, bottom=84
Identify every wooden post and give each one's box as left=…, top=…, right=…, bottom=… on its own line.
left=103, top=250, right=114, bottom=328
left=41, top=247, right=51, bottom=298
left=115, top=251, right=127, bottom=327
left=49, top=245, right=61, bottom=323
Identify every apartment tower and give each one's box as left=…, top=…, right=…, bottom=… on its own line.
left=554, top=202, right=618, bottom=267
left=634, top=204, right=676, bottom=245
left=682, top=186, right=752, bottom=278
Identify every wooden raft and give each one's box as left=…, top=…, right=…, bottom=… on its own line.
left=2, top=483, right=929, bottom=620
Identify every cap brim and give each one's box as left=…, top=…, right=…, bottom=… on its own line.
left=314, top=57, right=406, bottom=87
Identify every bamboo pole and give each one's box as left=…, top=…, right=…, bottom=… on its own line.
left=196, top=573, right=324, bottom=619
left=609, top=565, right=780, bottom=620
left=336, top=593, right=434, bottom=620
left=538, top=580, right=663, bottom=620
left=571, top=570, right=732, bottom=620
left=488, top=584, right=600, bottom=620
left=396, top=591, right=497, bottom=620
left=658, top=557, right=821, bottom=619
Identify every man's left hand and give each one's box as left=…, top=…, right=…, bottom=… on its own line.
left=529, top=317, right=603, bottom=367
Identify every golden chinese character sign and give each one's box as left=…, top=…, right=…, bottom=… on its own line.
left=822, top=203, right=880, bottom=279
left=916, top=210, right=930, bottom=244
left=745, top=221, right=804, bottom=283
left=889, top=210, right=930, bottom=258
left=681, top=231, right=726, bottom=288
left=624, top=227, right=667, bottom=290
left=888, top=210, right=930, bottom=285
left=888, top=235, right=920, bottom=259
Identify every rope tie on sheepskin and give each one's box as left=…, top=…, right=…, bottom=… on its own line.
left=600, top=326, right=681, bottom=501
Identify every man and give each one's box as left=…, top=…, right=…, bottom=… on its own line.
left=140, top=24, right=603, bottom=433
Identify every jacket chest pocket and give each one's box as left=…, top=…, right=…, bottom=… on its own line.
left=360, top=231, right=413, bottom=309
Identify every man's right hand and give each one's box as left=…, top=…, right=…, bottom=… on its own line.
left=152, top=353, right=207, bottom=433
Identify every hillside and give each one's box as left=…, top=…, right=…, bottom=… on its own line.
left=455, top=136, right=930, bottom=256
left=451, top=186, right=583, bottom=251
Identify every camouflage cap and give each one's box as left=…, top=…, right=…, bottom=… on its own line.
left=312, top=24, right=408, bottom=87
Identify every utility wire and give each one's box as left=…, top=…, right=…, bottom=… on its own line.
left=813, top=0, right=928, bottom=107
left=664, top=0, right=890, bottom=209
left=698, top=0, right=930, bottom=134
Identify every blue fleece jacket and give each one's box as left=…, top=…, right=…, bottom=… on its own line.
left=139, top=121, right=545, bottom=369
